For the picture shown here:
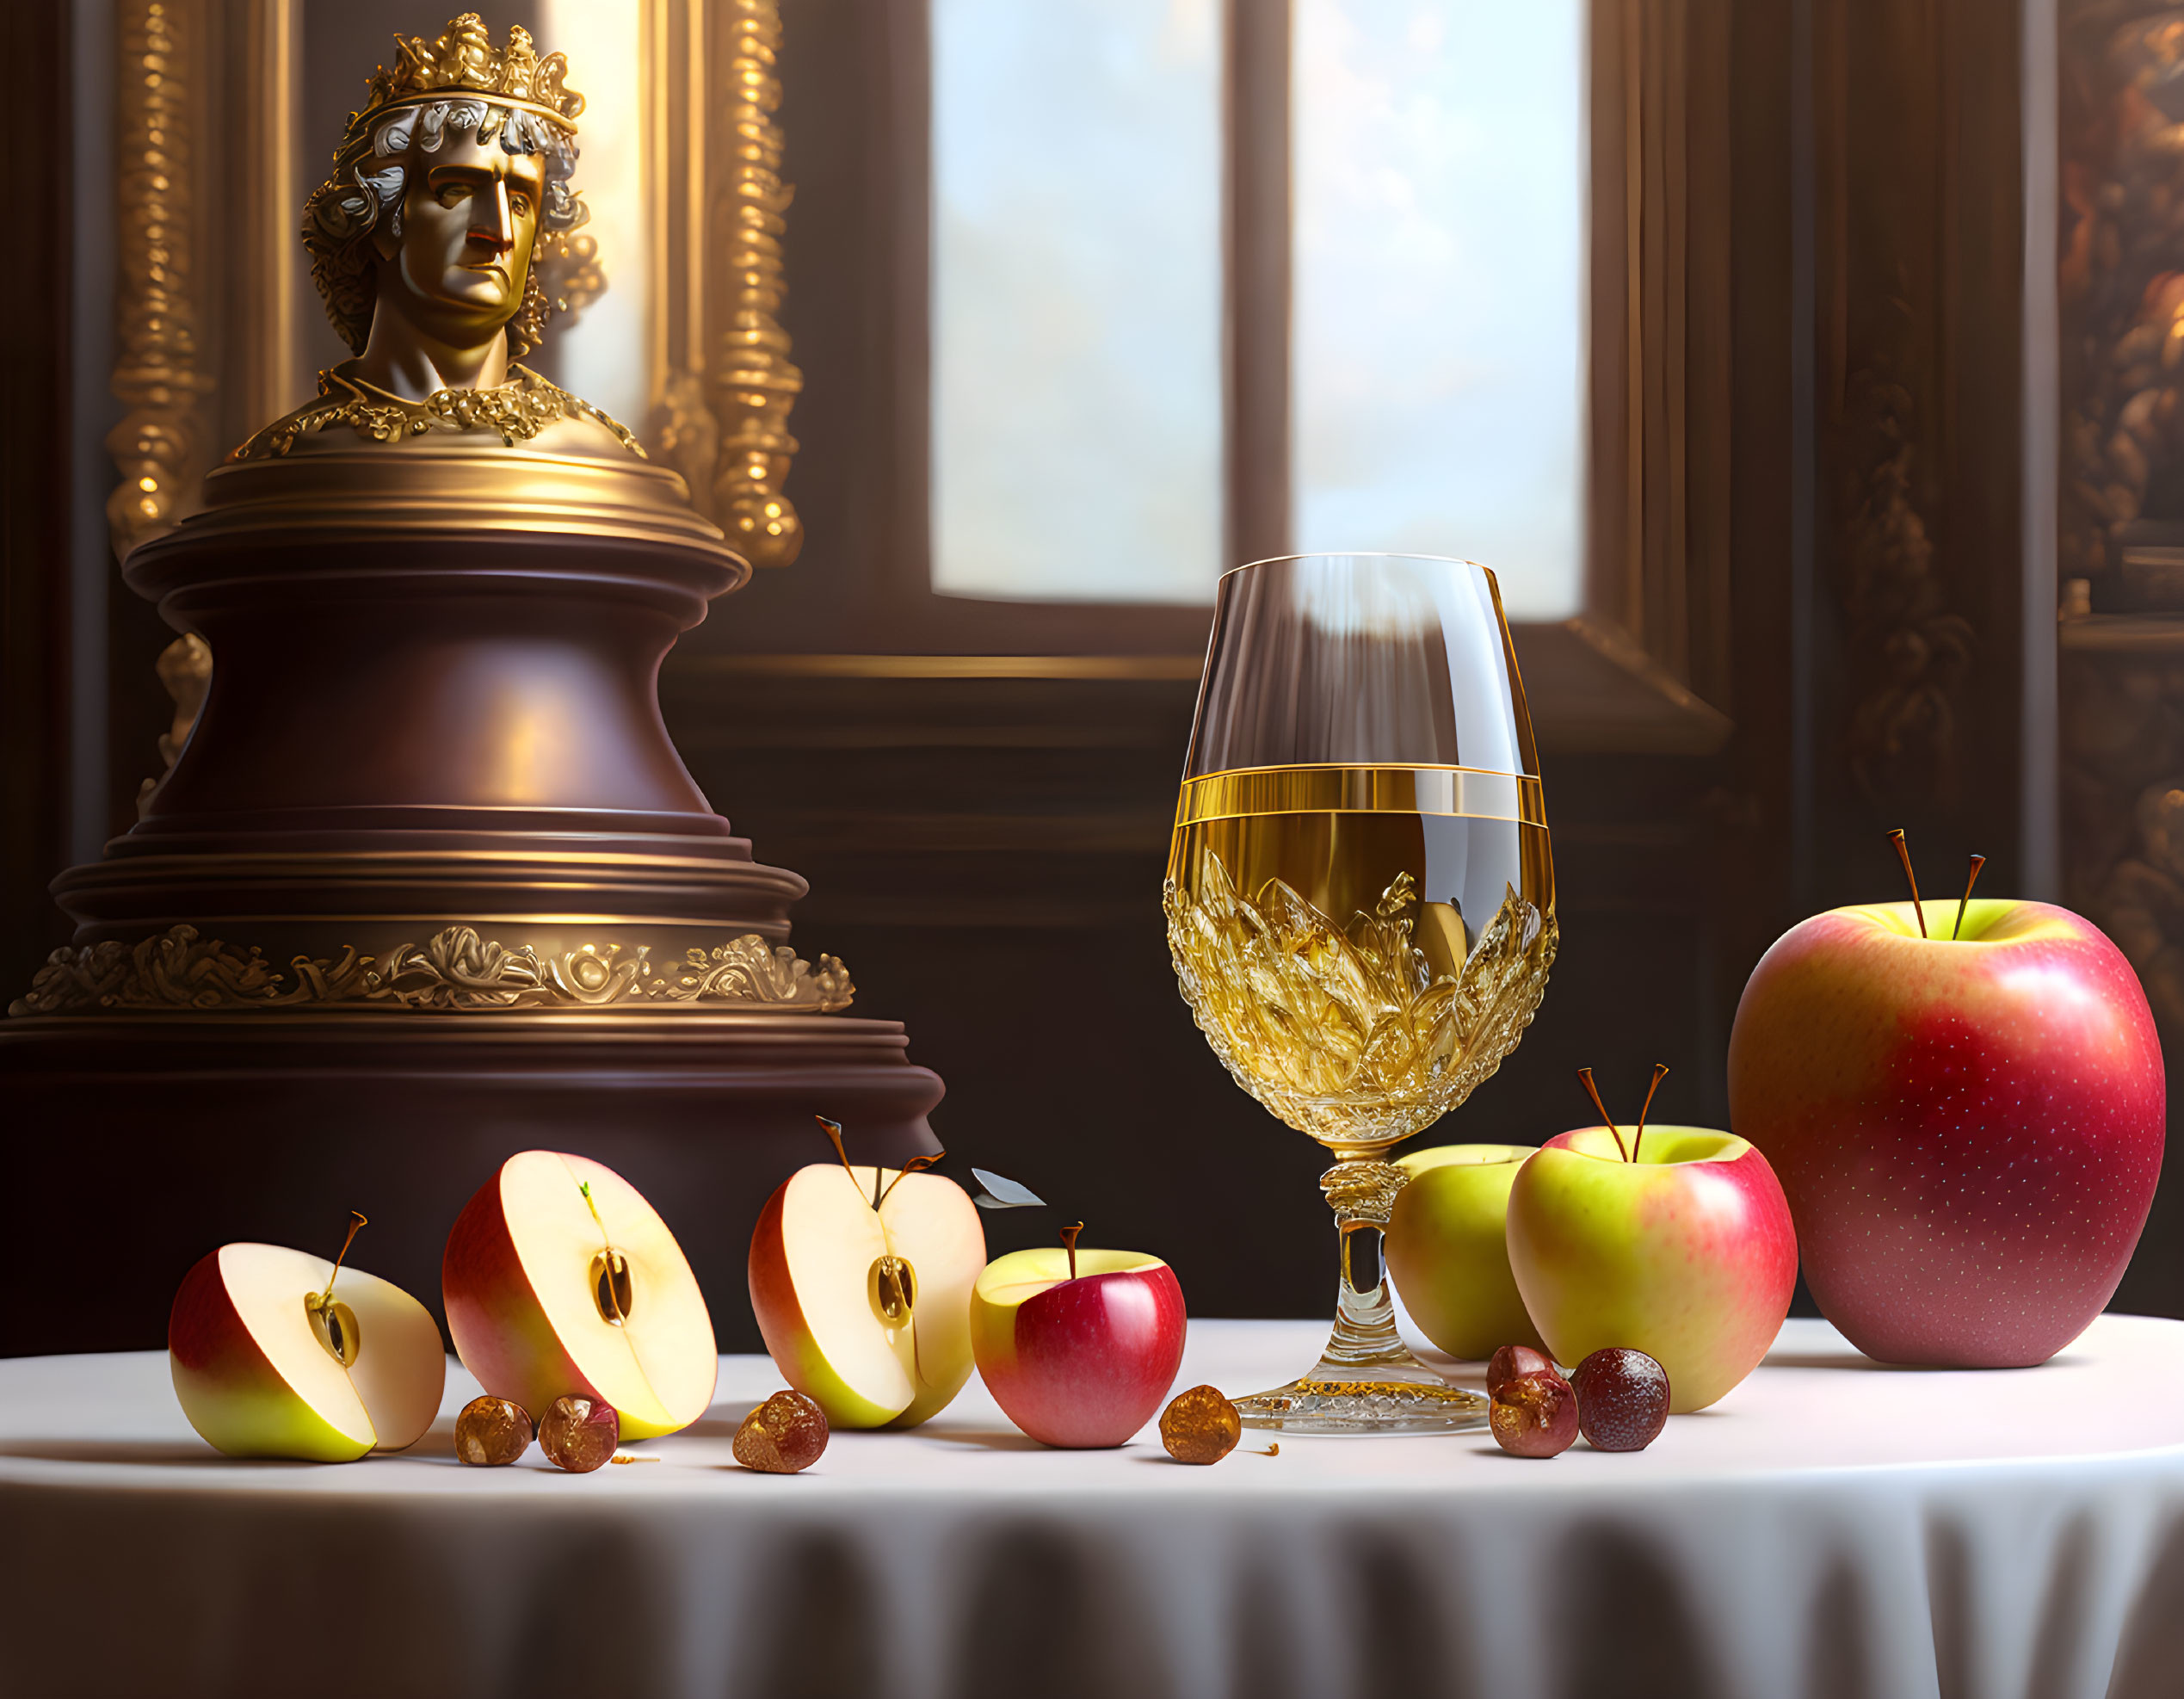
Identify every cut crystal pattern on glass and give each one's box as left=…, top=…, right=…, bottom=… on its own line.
left=1164, top=857, right=1558, bottom=1146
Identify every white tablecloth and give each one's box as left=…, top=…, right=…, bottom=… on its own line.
left=4, top=1317, right=2184, bottom=1699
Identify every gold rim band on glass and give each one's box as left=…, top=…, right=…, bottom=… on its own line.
left=1174, top=764, right=1548, bottom=828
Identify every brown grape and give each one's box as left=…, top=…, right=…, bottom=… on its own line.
left=1490, top=1370, right=1577, bottom=1458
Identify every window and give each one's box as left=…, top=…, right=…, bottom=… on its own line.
left=931, top=0, right=1225, bottom=603
left=1289, top=0, right=1584, bottom=620
left=929, top=0, right=1587, bottom=617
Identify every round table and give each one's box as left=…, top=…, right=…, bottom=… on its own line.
left=4, top=1316, right=2182, bottom=1699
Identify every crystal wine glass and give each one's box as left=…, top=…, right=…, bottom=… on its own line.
left=1164, top=553, right=1557, bottom=1433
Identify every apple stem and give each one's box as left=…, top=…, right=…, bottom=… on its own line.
left=1630, top=1062, right=1670, bottom=1165
left=1887, top=828, right=1928, bottom=937
left=874, top=1149, right=946, bottom=1212
left=814, top=1115, right=872, bottom=1207
left=1060, top=1220, right=1083, bottom=1282
left=1575, top=1067, right=1631, bottom=1162
left=1953, top=854, right=1987, bottom=941
left=318, top=1210, right=367, bottom=1309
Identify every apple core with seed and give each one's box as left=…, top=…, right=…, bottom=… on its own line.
left=170, top=1242, right=447, bottom=1461
left=443, top=1151, right=718, bottom=1439
left=749, top=1159, right=987, bottom=1430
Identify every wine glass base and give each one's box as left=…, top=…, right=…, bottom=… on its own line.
left=1232, top=1375, right=1490, bottom=1436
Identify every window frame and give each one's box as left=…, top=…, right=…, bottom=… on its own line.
left=727, top=0, right=1732, bottom=754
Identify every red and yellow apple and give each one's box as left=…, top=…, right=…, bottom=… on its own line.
left=1728, top=896, right=2164, bottom=1367
left=970, top=1245, right=1187, bottom=1447
left=750, top=1162, right=986, bottom=1429
left=443, top=1152, right=717, bottom=1439
left=1384, top=1144, right=1545, bottom=1360
left=170, top=1244, right=446, bottom=1461
left=1505, top=1127, right=1796, bottom=1412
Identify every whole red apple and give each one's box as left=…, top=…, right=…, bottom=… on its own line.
left=1728, top=897, right=2164, bottom=1367
left=970, top=1247, right=1186, bottom=1448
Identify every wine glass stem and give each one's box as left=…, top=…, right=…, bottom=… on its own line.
left=1312, top=1153, right=1419, bottom=1375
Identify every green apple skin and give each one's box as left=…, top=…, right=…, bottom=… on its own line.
left=1505, top=1127, right=1797, bottom=1412
left=1383, top=1145, right=1545, bottom=1360
left=169, top=1250, right=372, bottom=1463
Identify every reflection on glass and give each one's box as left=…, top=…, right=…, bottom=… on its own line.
left=1290, top=0, right=1584, bottom=621
left=932, top=0, right=1223, bottom=603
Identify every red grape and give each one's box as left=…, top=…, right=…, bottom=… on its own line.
left=1570, top=1348, right=1671, bottom=1451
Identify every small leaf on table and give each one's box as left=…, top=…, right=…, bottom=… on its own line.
left=971, top=1168, right=1046, bottom=1210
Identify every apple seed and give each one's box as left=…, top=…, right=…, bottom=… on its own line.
left=733, top=1390, right=830, bottom=1473
left=1490, top=1370, right=1577, bottom=1458
left=454, top=1395, right=534, bottom=1467
left=539, top=1393, right=620, bottom=1473
left=1486, top=1344, right=1555, bottom=1400
left=1570, top=1348, right=1670, bottom=1452
left=1159, top=1384, right=1242, bottom=1464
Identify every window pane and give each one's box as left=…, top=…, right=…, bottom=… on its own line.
left=1291, top=0, right=1584, bottom=621
left=933, top=0, right=1223, bottom=603
left=538, top=0, right=648, bottom=433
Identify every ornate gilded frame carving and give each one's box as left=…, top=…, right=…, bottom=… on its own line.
left=108, top=0, right=217, bottom=557
left=641, top=0, right=802, bottom=565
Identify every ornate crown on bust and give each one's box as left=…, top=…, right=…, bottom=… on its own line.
left=298, top=11, right=593, bottom=371
left=351, top=14, right=585, bottom=139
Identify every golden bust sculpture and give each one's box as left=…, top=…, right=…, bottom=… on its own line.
left=237, top=14, right=638, bottom=460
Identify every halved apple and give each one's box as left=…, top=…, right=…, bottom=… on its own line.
left=749, top=1163, right=986, bottom=1429
left=442, top=1152, right=717, bottom=1440
left=170, top=1243, right=447, bottom=1461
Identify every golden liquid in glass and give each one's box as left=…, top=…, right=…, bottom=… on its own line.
left=1163, top=764, right=1557, bottom=1147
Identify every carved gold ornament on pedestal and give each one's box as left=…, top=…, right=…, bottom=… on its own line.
left=13, top=926, right=854, bottom=1018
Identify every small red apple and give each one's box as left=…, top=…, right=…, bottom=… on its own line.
left=969, top=1227, right=1186, bottom=1449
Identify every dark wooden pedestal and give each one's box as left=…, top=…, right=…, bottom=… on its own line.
left=0, top=430, right=944, bottom=1355
left=0, top=1011, right=940, bottom=1356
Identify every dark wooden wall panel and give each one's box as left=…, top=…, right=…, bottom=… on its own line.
left=0, top=0, right=76, bottom=999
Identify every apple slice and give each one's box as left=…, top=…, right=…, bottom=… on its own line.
left=443, top=1152, right=717, bottom=1439
left=170, top=1243, right=446, bottom=1461
left=970, top=1245, right=1187, bottom=1448
left=749, top=1162, right=986, bottom=1429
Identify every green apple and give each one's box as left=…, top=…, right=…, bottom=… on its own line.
left=1383, top=1145, right=1545, bottom=1360
left=1505, top=1126, right=1798, bottom=1412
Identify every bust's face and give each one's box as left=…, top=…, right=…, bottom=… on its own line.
left=373, top=128, right=547, bottom=345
